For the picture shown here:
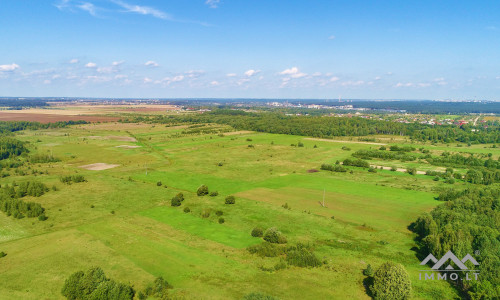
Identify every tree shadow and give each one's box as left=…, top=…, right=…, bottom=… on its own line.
left=363, top=276, right=374, bottom=299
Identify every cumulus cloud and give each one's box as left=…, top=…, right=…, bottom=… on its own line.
left=97, top=66, right=116, bottom=74
left=210, top=80, right=219, bottom=86
left=145, top=61, right=159, bottom=67
left=143, top=77, right=153, bottom=83
left=112, top=61, right=124, bottom=66
left=374, top=76, right=381, bottom=80
left=85, top=62, right=97, bottom=68
left=0, top=63, right=20, bottom=72
left=244, top=69, right=260, bottom=77
left=279, top=67, right=307, bottom=78
left=226, top=73, right=237, bottom=77
left=171, top=75, right=184, bottom=82
left=205, top=0, right=220, bottom=8
left=185, top=70, right=205, bottom=78
left=69, top=58, right=79, bottom=64
left=330, top=76, right=340, bottom=82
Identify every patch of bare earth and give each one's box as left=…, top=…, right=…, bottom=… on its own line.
left=223, top=130, right=254, bottom=136
left=115, top=145, right=141, bottom=149
left=79, top=163, right=120, bottom=171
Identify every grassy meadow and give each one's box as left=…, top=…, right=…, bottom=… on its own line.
left=0, top=121, right=474, bottom=299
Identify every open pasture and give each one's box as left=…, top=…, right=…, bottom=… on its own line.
left=0, top=121, right=466, bottom=299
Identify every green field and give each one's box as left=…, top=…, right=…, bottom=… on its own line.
left=0, top=122, right=481, bottom=299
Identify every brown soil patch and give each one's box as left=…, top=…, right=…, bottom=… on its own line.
left=0, top=112, right=119, bottom=123
left=115, top=145, right=142, bottom=149
left=223, top=130, right=254, bottom=136
left=79, top=163, right=120, bottom=170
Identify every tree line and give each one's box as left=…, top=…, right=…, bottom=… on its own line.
left=123, top=110, right=500, bottom=144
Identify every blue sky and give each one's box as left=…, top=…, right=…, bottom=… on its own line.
left=1, top=0, right=499, bottom=100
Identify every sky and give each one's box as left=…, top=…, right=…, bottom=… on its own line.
left=1, top=0, right=500, bottom=100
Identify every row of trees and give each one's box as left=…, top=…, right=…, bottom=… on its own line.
left=0, top=137, right=28, bottom=160
left=127, top=109, right=500, bottom=144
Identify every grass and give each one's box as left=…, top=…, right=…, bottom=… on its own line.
left=0, top=121, right=480, bottom=299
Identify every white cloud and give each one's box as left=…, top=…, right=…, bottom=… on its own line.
left=97, top=66, right=116, bottom=74
left=145, top=61, right=159, bottom=67
left=171, top=75, right=184, bottom=82
left=341, top=80, right=364, bottom=86
left=418, top=83, right=431, bottom=87
left=395, top=82, right=414, bottom=87
left=374, top=76, right=381, bottom=80
left=330, top=76, right=340, bottom=82
left=115, top=74, right=128, bottom=79
left=328, top=35, right=336, bottom=40
left=55, top=0, right=70, bottom=11
left=0, top=63, right=20, bottom=72
left=226, top=73, right=237, bottom=77
left=112, top=61, right=124, bottom=66
left=237, top=78, right=250, bottom=85
left=111, top=0, right=170, bottom=20
left=69, top=58, right=79, bottom=64
left=279, top=67, right=307, bottom=78
left=244, top=69, right=260, bottom=77
left=52, top=74, right=61, bottom=79
left=185, top=70, right=205, bottom=78
left=85, top=62, right=97, bottom=68
left=205, top=0, right=220, bottom=8
left=210, top=80, right=219, bottom=86
left=78, top=2, right=97, bottom=16
left=143, top=77, right=153, bottom=83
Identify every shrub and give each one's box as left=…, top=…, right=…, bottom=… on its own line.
left=368, top=167, right=377, bottom=173
left=174, top=192, right=184, bottom=201
left=246, top=138, right=253, bottom=141
left=171, top=197, right=181, bottom=207
left=363, top=264, right=374, bottom=276
left=433, top=176, right=440, bottom=181
left=286, top=248, right=322, bottom=268
left=274, top=260, right=287, bottom=271
left=243, top=292, right=279, bottom=300
left=38, top=214, right=48, bottom=221
left=215, top=210, right=223, bottom=216
left=156, top=181, right=162, bottom=186
left=251, top=227, right=264, bottom=237
left=371, top=262, right=411, bottom=300
left=297, top=142, right=304, bottom=147
left=218, top=217, right=225, bottom=224
left=201, top=209, right=210, bottom=218
left=197, top=185, right=209, bottom=196
left=142, top=276, right=173, bottom=300
left=390, top=166, right=397, bottom=171
left=0, top=251, right=6, bottom=258
left=263, top=227, right=287, bottom=244
left=406, top=167, right=417, bottom=175
left=225, top=195, right=236, bottom=204
left=61, top=267, right=135, bottom=300
left=209, top=191, right=219, bottom=197
left=247, top=242, right=285, bottom=257
left=183, top=207, right=190, bottom=213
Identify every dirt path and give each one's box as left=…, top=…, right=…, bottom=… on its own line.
left=305, top=137, right=387, bottom=146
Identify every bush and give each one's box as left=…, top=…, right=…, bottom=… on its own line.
left=406, top=167, right=417, bottom=175
left=225, top=195, right=236, bottom=204
left=183, top=207, right=190, bottom=213
left=371, top=262, right=411, bottom=300
left=215, top=210, right=223, bottom=216
left=197, top=185, right=209, bottom=196
left=286, top=248, right=322, bottom=268
left=297, top=142, right=304, bottom=147
left=61, top=267, right=135, bottom=300
left=251, top=227, right=264, bottom=237
left=263, top=227, right=287, bottom=244
left=390, top=166, right=397, bottom=171
left=247, top=242, right=285, bottom=257
left=38, top=214, right=48, bottom=221
left=156, top=181, right=162, bottom=186
left=209, top=191, right=219, bottom=197
left=171, top=197, right=181, bottom=207
left=201, top=209, right=210, bottom=218
left=218, top=217, right=225, bottom=224
left=142, top=276, right=173, bottom=300
left=0, top=251, right=6, bottom=258
left=174, top=192, right=184, bottom=201
left=363, top=264, right=374, bottom=276
left=368, top=167, right=377, bottom=173
left=243, top=292, right=279, bottom=300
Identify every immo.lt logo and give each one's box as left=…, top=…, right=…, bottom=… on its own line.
left=419, top=250, right=480, bottom=281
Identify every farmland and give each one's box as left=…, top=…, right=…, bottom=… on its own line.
left=0, top=107, right=498, bottom=299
